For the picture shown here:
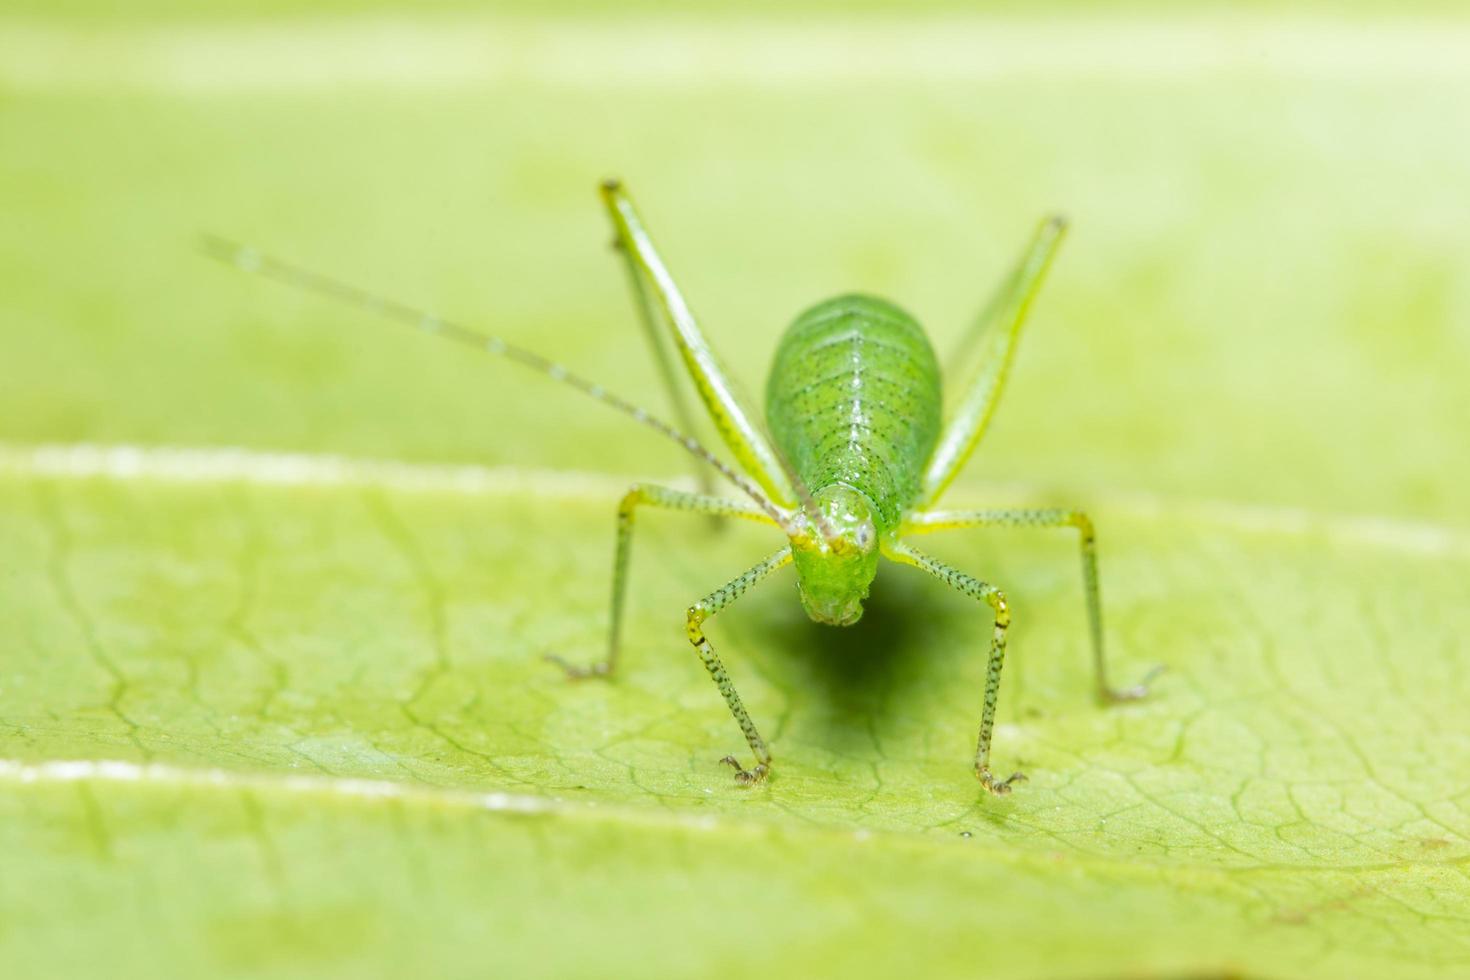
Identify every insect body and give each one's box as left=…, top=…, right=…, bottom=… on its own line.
left=768, top=295, right=941, bottom=627
left=207, top=179, right=1156, bottom=795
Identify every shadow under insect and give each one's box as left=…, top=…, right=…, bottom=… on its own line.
left=746, top=564, right=972, bottom=759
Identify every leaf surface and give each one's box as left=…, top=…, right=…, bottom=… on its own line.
left=2, top=9, right=1469, bottom=979
left=2, top=448, right=1468, bottom=978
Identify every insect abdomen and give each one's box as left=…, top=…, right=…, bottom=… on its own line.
left=765, top=294, right=942, bottom=530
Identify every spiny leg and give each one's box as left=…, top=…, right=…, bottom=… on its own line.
left=547, top=484, right=778, bottom=679
left=921, top=216, right=1068, bottom=507
left=685, top=547, right=793, bottom=784
left=903, top=508, right=1160, bottom=702
left=884, top=540, right=1025, bottom=796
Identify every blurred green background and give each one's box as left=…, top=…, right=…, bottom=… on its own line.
left=4, top=4, right=1468, bottom=521
left=3, top=3, right=1469, bottom=979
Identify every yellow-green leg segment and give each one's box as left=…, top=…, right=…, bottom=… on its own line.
left=604, top=215, right=719, bottom=501
left=922, top=216, right=1069, bottom=507
left=884, top=539, right=1024, bottom=796
left=902, top=508, right=1159, bottom=703
left=686, top=547, right=793, bottom=785
left=547, top=483, right=776, bottom=679
left=598, top=179, right=798, bottom=509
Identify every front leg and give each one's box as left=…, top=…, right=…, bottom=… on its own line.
left=884, top=539, right=1026, bottom=796
left=685, top=547, right=793, bottom=784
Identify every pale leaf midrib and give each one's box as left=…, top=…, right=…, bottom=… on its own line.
left=4, top=757, right=1465, bottom=881
left=1, top=441, right=1466, bottom=559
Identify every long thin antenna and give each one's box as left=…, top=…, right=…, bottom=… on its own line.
left=200, top=234, right=794, bottom=531
left=766, top=436, right=839, bottom=543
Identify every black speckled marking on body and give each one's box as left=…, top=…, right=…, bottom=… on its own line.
left=765, top=294, right=942, bottom=532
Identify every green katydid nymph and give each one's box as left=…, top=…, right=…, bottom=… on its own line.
left=205, top=179, right=1158, bottom=795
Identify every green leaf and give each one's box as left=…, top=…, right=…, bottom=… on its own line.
left=3, top=449, right=1468, bottom=978
left=3, top=8, right=1470, bottom=979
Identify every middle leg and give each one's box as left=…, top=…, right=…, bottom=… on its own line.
left=902, top=507, right=1158, bottom=702
left=547, top=483, right=776, bottom=679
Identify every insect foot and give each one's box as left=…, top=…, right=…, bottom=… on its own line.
left=1100, top=664, right=1166, bottom=704
left=976, top=766, right=1027, bottom=796
left=721, top=755, right=770, bottom=785
left=542, top=653, right=611, bottom=681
